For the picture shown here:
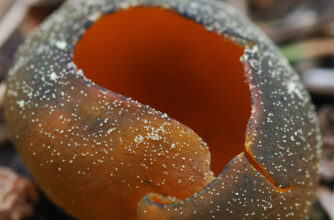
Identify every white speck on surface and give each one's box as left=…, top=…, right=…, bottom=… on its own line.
left=16, top=100, right=25, bottom=108
left=55, top=41, right=67, bottom=50
left=50, top=72, right=58, bottom=81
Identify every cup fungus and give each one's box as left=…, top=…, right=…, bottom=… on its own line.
left=4, top=0, right=321, bottom=219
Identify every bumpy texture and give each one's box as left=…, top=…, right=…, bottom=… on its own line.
left=4, top=0, right=321, bottom=219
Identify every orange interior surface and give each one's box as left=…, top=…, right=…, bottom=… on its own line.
left=73, top=7, right=251, bottom=176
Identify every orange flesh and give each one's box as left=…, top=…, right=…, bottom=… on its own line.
left=149, top=195, right=177, bottom=206
left=73, top=7, right=251, bottom=176
left=244, top=144, right=295, bottom=192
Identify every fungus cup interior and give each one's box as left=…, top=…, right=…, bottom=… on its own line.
left=73, top=7, right=251, bottom=177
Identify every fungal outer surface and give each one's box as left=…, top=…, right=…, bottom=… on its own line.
left=4, top=0, right=321, bottom=219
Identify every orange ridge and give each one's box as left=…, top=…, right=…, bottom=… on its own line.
left=244, top=143, right=295, bottom=193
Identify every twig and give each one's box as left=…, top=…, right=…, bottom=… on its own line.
left=280, top=38, right=334, bottom=62
left=301, top=68, right=334, bottom=95
left=0, top=0, right=32, bottom=48
left=316, top=187, right=334, bottom=219
left=0, top=83, right=6, bottom=106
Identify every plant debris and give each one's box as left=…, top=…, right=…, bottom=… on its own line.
left=0, top=167, right=38, bottom=220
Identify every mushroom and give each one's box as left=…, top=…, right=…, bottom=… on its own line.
left=4, top=0, right=321, bottom=219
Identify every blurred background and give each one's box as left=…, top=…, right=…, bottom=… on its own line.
left=0, top=0, right=334, bottom=219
